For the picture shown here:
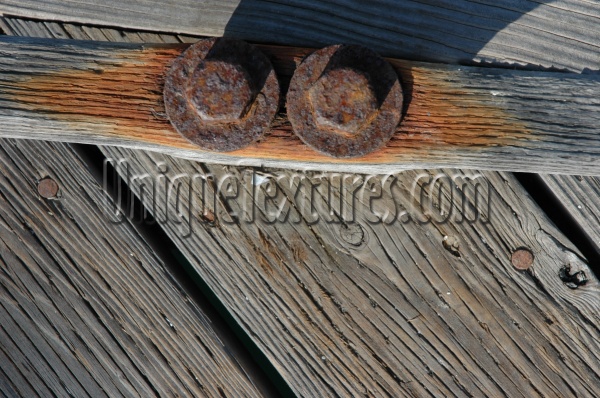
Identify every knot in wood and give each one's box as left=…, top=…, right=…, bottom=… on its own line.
left=559, top=265, right=588, bottom=289
left=340, top=223, right=365, bottom=247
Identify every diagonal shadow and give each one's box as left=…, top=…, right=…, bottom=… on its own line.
left=222, top=0, right=553, bottom=66
left=222, top=0, right=560, bottom=120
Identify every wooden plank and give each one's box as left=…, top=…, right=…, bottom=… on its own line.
left=1, top=0, right=599, bottom=73
left=11, top=17, right=599, bottom=397
left=6, top=15, right=600, bottom=398
left=18, top=17, right=598, bottom=395
left=542, top=175, right=600, bottom=255
left=0, top=36, right=599, bottom=175
left=104, top=147, right=600, bottom=397
left=0, top=125, right=267, bottom=393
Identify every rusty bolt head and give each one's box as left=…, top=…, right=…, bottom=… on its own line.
left=511, top=248, right=534, bottom=270
left=309, top=68, right=378, bottom=135
left=188, top=60, right=253, bottom=122
left=287, top=44, right=403, bottom=158
left=164, top=38, right=280, bottom=152
left=37, top=177, right=59, bottom=199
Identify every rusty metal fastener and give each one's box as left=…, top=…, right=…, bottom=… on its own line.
left=37, top=177, right=59, bottom=199
left=164, top=38, right=280, bottom=152
left=511, top=248, right=534, bottom=270
left=286, top=44, right=403, bottom=158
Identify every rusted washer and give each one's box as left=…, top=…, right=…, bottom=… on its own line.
left=164, top=38, right=280, bottom=152
left=287, top=44, right=403, bottom=158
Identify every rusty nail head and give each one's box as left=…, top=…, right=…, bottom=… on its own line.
left=164, top=38, right=280, bottom=152
left=38, top=177, right=59, bottom=199
left=287, top=44, right=403, bottom=158
left=511, top=248, right=534, bottom=270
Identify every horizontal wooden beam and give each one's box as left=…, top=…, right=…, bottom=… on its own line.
left=0, top=36, right=599, bottom=175
left=1, top=0, right=599, bottom=72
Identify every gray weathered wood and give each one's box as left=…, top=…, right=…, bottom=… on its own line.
left=10, top=16, right=599, bottom=398
left=4, top=13, right=600, bottom=398
left=0, top=139, right=268, bottom=397
left=543, top=175, right=600, bottom=255
left=1, top=0, right=599, bottom=73
left=0, top=35, right=599, bottom=175
left=104, top=145, right=600, bottom=397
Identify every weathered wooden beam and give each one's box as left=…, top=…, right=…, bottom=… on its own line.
left=0, top=36, right=599, bottom=175
left=1, top=0, right=599, bottom=72
left=8, top=18, right=599, bottom=397
left=0, top=138, right=269, bottom=397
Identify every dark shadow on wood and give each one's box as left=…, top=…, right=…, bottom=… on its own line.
left=515, top=173, right=600, bottom=278
left=72, top=143, right=286, bottom=398
left=222, top=0, right=552, bottom=65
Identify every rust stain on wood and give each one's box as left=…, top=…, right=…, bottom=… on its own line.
left=4, top=44, right=530, bottom=163
left=4, top=45, right=199, bottom=149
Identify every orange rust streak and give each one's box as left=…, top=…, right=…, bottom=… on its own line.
left=6, top=44, right=528, bottom=163
left=7, top=46, right=199, bottom=150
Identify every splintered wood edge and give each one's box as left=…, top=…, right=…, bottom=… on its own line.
left=0, top=35, right=599, bottom=175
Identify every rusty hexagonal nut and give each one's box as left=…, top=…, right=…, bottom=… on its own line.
left=164, top=38, right=280, bottom=152
left=287, top=44, right=403, bottom=158
left=189, top=60, right=253, bottom=122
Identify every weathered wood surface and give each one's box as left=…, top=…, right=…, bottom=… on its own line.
left=103, top=150, right=600, bottom=397
left=1, top=0, right=599, bottom=73
left=0, top=139, right=270, bottom=397
left=543, top=175, right=600, bottom=256
left=4, top=15, right=599, bottom=398
left=0, top=36, right=599, bottom=175
left=4, top=2, right=599, bottom=396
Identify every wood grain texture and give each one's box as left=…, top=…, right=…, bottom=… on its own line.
left=0, top=36, right=599, bottom=175
left=0, top=19, right=275, bottom=397
left=543, top=175, right=600, bottom=255
left=5, top=14, right=600, bottom=398
left=0, top=0, right=599, bottom=73
left=7, top=17, right=599, bottom=398
left=103, top=147, right=600, bottom=397
left=0, top=139, right=269, bottom=397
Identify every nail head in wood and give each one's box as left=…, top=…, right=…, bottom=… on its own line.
left=37, top=177, right=59, bottom=199
left=511, top=248, right=534, bottom=270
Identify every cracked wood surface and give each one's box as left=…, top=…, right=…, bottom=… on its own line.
left=1, top=0, right=599, bottom=73
left=0, top=140, right=267, bottom=397
left=0, top=35, right=599, bottom=174
left=543, top=174, right=600, bottom=256
left=103, top=148, right=600, bottom=397
left=8, top=18, right=599, bottom=398
left=3, top=2, right=600, bottom=396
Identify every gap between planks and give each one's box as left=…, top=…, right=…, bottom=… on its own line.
left=3, top=14, right=600, bottom=397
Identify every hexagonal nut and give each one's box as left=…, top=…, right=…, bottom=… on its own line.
left=308, top=67, right=378, bottom=135
left=188, top=60, right=253, bottom=122
left=164, top=38, right=280, bottom=152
